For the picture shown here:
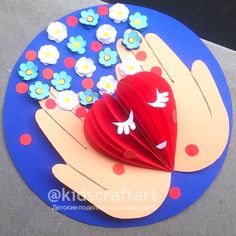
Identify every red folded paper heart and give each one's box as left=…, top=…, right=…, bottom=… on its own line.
left=84, top=72, right=177, bottom=172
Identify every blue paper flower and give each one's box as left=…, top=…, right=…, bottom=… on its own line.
left=79, top=89, right=99, bottom=106
left=99, top=47, right=118, bottom=67
left=67, top=36, right=86, bottom=54
left=79, top=9, right=99, bottom=27
left=122, top=30, right=142, bottom=49
left=29, top=81, right=50, bottom=100
left=18, top=61, right=38, bottom=81
left=51, top=71, right=72, bottom=91
left=129, top=12, right=148, bottom=30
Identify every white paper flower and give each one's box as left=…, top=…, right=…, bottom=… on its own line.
left=97, top=75, right=118, bottom=95
left=38, top=45, right=60, bottom=65
left=109, top=3, right=129, bottom=23
left=96, top=24, right=117, bottom=44
left=56, top=90, right=79, bottom=110
left=119, top=56, right=142, bottom=76
left=75, top=57, right=96, bottom=77
left=47, top=21, right=68, bottom=43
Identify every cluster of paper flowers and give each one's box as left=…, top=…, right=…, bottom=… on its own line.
left=18, top=3, right=150, bottom=110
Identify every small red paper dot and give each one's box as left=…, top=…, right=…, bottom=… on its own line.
left=82, top=78, right=94, bottom=89
left=66, top=16, right=78, bottom=26
left=98, top=5, right=109, bottom=16
left=91, top=41, right=102, bottom=52
left=25, top=50, right=37, bottom=61
left=64, top=57, right=76, bottom=68
left=151, top=66, right=162, bottom=76
left=45, top=99, right=56, bottom=109
left=20, top=134, right=32, bottom=146
left=135, top=51, right=147, bottom=61
left=113, top=163, right=125, bottom=175
left=123, top=150, right=136, bottom=159
left=75, top=107, right=87, bottom=118
left=16, top=82, right=28, bottom=94
left=42, top=68, right=54, bottom=80
left=185, top=144, right=199, bottom=157
left=169, top=187, right=181, bottom=199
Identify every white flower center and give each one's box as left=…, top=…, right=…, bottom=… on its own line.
left=45, top=51, right=51, bottom=58
left=54, top=29, right=61, bottom=35
left=105, top=83, right=111, bottom=89
left=128, top=65, right=135, bottom=71
left=83, top=64, right=89, bottom=70
left=103, top=31, right=109, bottom=37
left=64, top=97, right=71, bottom=103
left=116, top=11, right=122, bottom=16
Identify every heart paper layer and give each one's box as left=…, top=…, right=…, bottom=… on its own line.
left=84, top=72, right=177, bottom=171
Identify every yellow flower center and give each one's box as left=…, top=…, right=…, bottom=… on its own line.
left=25, top=69, right=32, bottom=75
left=135, top=19, right=141, bottom=25
left=87, top=16, right=94, bottom=22
left=83, top=64, right=89, bottom=70
left=54, top=29, right=61, bottom=35
left=104, top=54, right=111, bottom=61
left=86, top=95, right=93, bottom=102
left=116, top=11, right=122, bottom=16
left=128, top=65, right=135, bottom=71
left=58, top=79, right=65, bottom=85
left=105, top=83, right=111, bottom=89
left=64, top=97, right=71, bottom=103
left=73, top=42, right=80, bottom=48
left=36, top=88, right=43, bottom=95
left=103, top=31, right=109, bottom=37
left=128, top=37, right=135, bottom=43
left=45, top=51, right=51, bottom=57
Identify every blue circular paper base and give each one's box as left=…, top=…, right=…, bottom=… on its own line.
left=3, top=4, right=232, bottom=228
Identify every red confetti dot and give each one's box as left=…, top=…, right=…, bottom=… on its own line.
left=66, top=16, right=78, bottom=26
left=91, top=41, right=102, bottom=52
left=169, top=187, right=181, bottom=199
left=151, top=66, right=162, bottom=76
left=82, top=78, right=94, bottom=89
left=185, top=144, right=199, bottom=157
left=135, top=51, right=147, bottom=61
left=75, top=107, right=87, bottom=118
left=25, top=50, right=37, bottom=61
left=16, top=82, right=28, bottom=94
left=98, top=5, right=109, bottom=16
left=123, top=150, right=136, bottom=159
left=113, top=163, right=125, bottom=175
left=64, top=57, right=76, bottom=68
left=42, top=68, right=54, bottom=80
left=20, top=134, right=32, bottom=146
left=45, top=99, right=57, bottom=109
left=172, top=109, right=177, bottom=123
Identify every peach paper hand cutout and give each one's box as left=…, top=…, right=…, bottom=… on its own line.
left=35, top=32, right=229, bottom=219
